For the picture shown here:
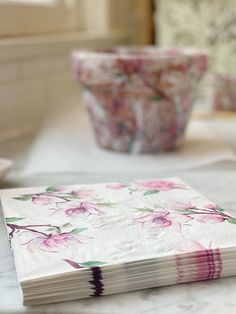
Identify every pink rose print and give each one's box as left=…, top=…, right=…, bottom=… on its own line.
left=138, top=180, right=186, bottom=191
left=106, top=183, right=128, bottom=190
left=72, top=188, right=95, bottom=198
left=63, top=201, right=103, bottom=218
left=136, top=211, right=173, bottom=228
left=32, top=195, right=55, bottom=206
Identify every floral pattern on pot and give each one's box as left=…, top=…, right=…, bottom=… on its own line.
left=211, top=74, right=236, bottom=112
left=73, top=47, right=208, bottom=153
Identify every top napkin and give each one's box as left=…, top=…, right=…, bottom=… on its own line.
left=1, top=178, right=236, bottom=283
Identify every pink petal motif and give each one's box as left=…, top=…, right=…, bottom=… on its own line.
left=117, top=59, right=142, bottom=75
left=205, top=203, right=217, bottom=210
left=32, top=195, right=54, bottom=205
left=24, top=232, right=84, bottom=253
left=136, top=211, right=173, bottom=228
left=64, top=201, right=103, bottom=218
left=72, top=188, right=95, bottom=198
left=172, top=201, right=196, bottom=210
left=197, top=214, right=225, bottom=223
left=53, top=186, right=66, bottom=192
left=138, top=180, right=186, bottom=191
left=106, top=183, right=128, bottom=189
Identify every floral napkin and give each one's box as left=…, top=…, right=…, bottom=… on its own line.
left=1, top=178, right=236, bottom=305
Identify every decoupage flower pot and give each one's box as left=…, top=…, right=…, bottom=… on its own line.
left=211, top=74, right=236, bottom=112
left=72, top=47, right=207, bottom=153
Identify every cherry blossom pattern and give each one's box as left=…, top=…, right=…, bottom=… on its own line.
left=61, top=201, right=104, bottom=218
left=13, top=186, right=116, bottom=218
left=134, top=207, right=192, bottom=231
left=136, top=179, right=187, bottom=196
left=71, top=188, right=95, bottom=198
left=105, top=182, right=139, bottom=195
left=6, top=217, right=88, bottom=253
left=13, top=186, right=96, bottom=206
left=23, top=231, right=87, bottom=253
left=105, top=179, right=187, bottom=196
left=173, top=201, right=236, bottom=224
left=49, top=199, right=117, bottom=218
left=135, top=211, right=173, bottom=228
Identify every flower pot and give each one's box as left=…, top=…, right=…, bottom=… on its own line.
left=211, top=74, right=236, bottom=112
left=72, top=47, right=207, bottom=153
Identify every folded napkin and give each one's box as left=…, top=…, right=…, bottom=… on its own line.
left=1, top=178, right=236, bottom=306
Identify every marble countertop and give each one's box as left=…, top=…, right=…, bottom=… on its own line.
left=1, top=108, right=236, bottom=313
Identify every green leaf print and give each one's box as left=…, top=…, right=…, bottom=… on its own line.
left=144, top=190, right=159, bottom=196
left=46, top=186, right=57, bottom=192
left=80, top=261, right=106, bottom=267
left=14, top=195, right=32, bottom=201
left=5, top=217, right=24, bottom=223
left=227, top=218, right=236, bottom=224
left=71, top=228, right=87, bottom=234
left=216, top=207, right=224, bottom=213
left=135, top=207, right=154, bottom=212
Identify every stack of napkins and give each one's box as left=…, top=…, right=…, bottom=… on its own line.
left=1, top=178, right=236, bottom=306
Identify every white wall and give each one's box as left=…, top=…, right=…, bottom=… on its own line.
left=0, top=31, right=130, bottom=142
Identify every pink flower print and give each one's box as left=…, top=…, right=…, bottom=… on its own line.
left=64, top=201, right=103, bottom=218
left=136, top=211, right=173, bottom=228
left=173, top=201, right=197, bottom=210
left=106, top=183, right=128, bottom=189
left=196, top=214, right=225, bottom=224
left=196, top=55, right=208, bottom=77
left=72, top=188, right=95, bottom=198
left=24, top=232, right=85, bottom=253
left=118, top=59, right=142, bottom=76
left=32, top=195, right=54, bottom=205
left=138, top=179, right=186, bottom=191
left=53, top=186, right=66, bottom=192
left=205, top=203, right=217, bottom=210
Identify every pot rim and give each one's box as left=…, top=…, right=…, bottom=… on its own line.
left=72, top=46, right=208, bottom=62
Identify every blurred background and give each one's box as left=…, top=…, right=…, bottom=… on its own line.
left=0, top=0, right=236, bottom=139
left=0, top=0, right=236, bottom=182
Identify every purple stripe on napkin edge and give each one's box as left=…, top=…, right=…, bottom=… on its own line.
left=89, top=266, right=104, bottom=297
